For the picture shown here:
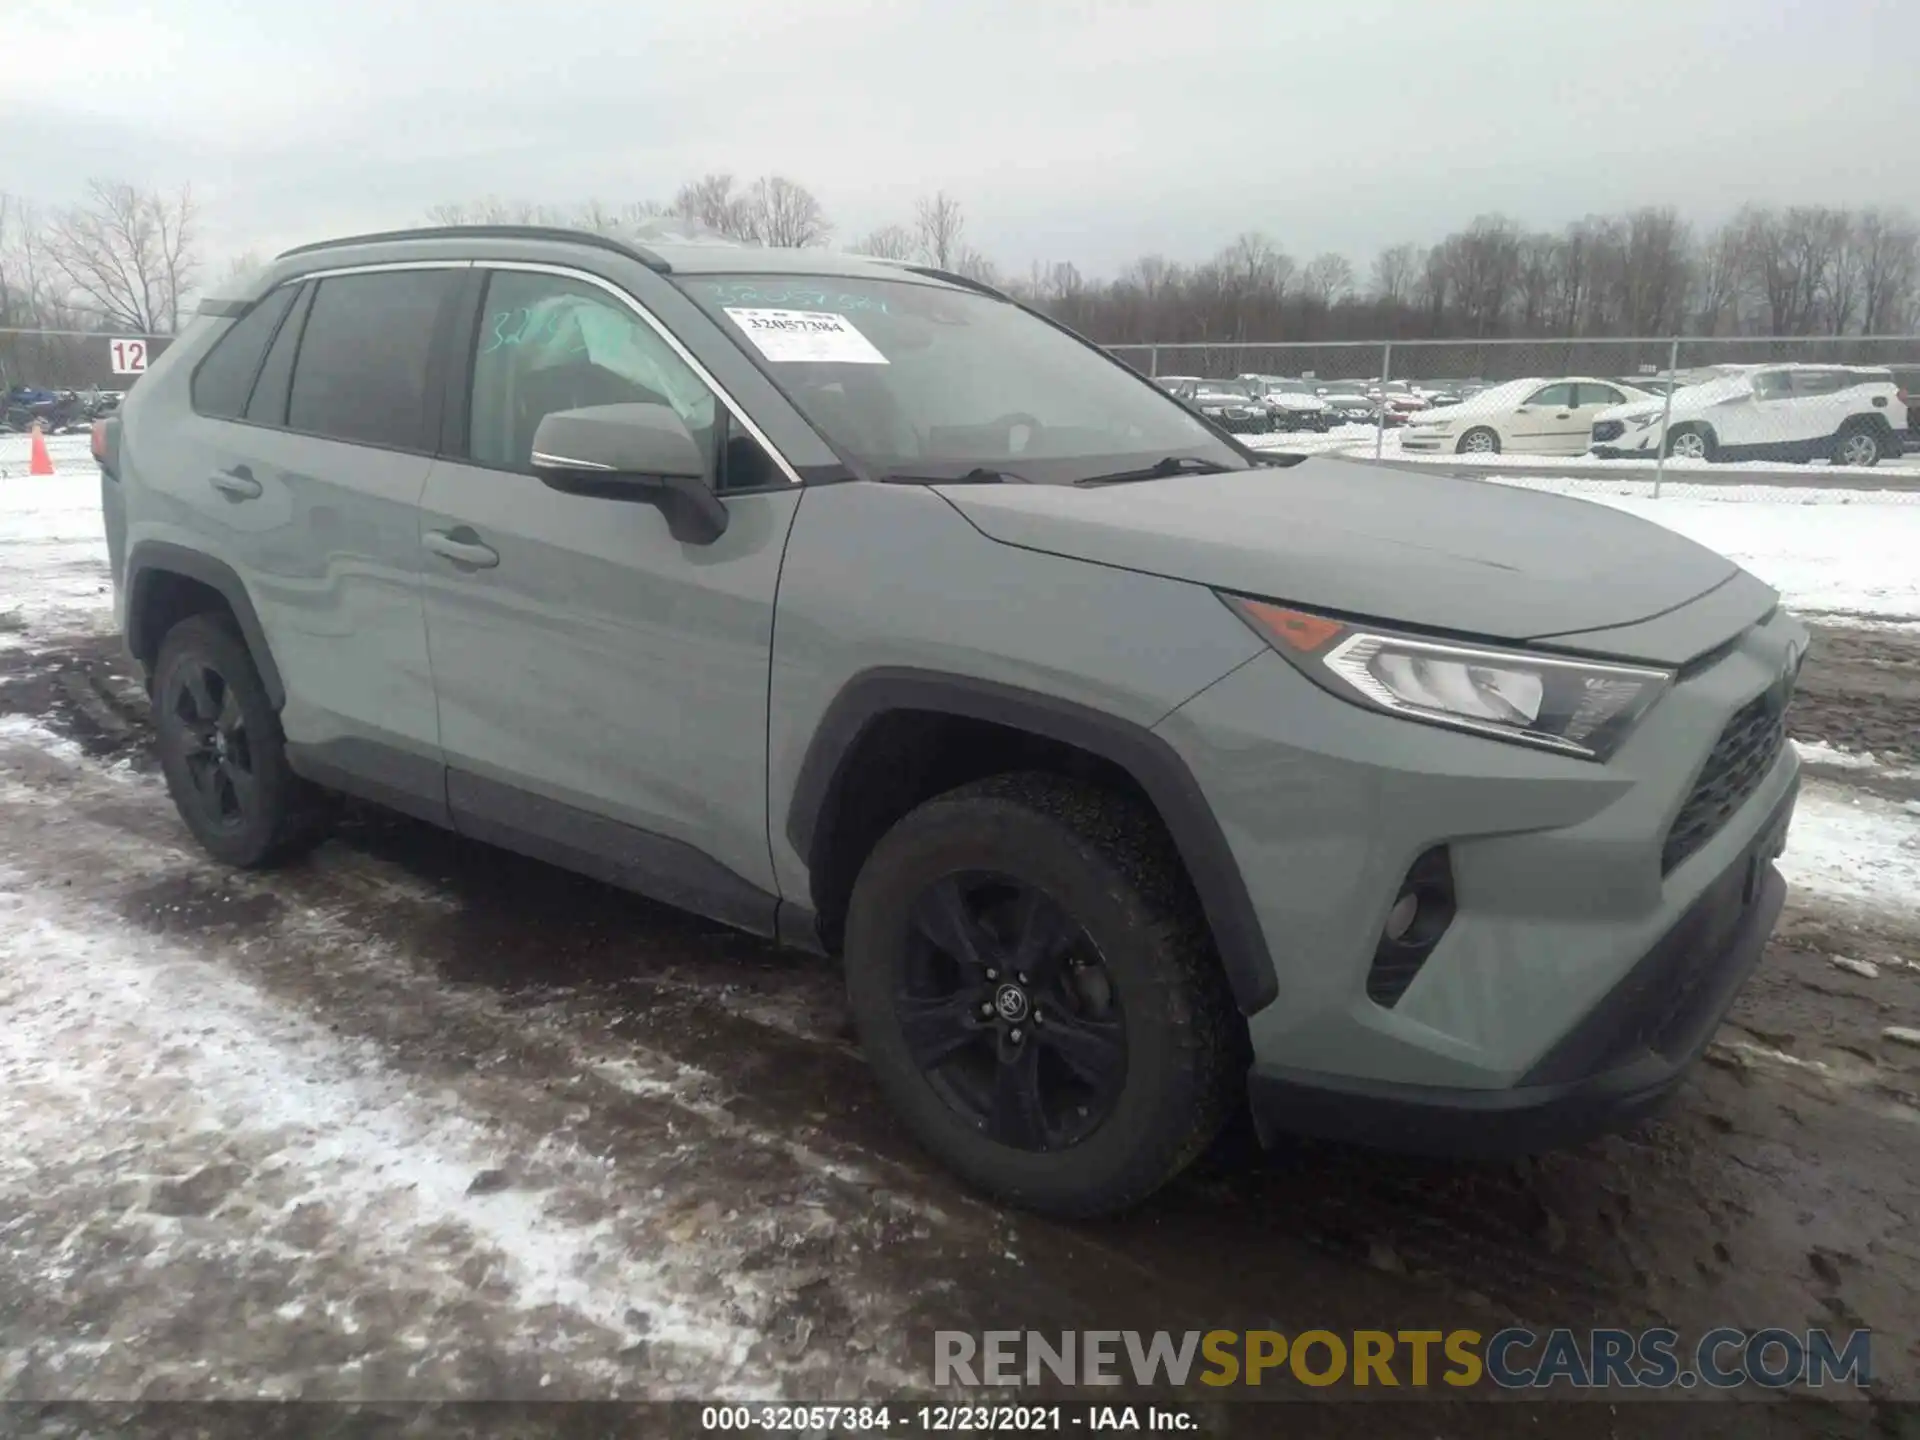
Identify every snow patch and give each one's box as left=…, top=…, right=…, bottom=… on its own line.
left=1778, top=782, right=1920, bottom=922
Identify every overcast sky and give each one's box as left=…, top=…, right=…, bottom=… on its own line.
left=7, top=0, right=1915, bottom=278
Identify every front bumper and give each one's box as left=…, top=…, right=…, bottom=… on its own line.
left=1247, top=778, right=1795, bottom=1156
left=1399, top=429, right=1453, bottom=452
left=1153, top=601, right=1806, bottom=1136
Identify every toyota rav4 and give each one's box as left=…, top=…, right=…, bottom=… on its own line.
left=97, top=226, right=1804, bottom=1216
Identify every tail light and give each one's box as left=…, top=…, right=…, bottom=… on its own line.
left=91, top=416, right=122, bottom=476
left=90, top=420, right=108, bottom=462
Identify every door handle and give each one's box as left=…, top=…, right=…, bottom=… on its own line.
left=208, top=466, right=262, bottom=500
left=1556, top=411, right=1571, bottom=419
left=423, top=528, right=500, bottom=569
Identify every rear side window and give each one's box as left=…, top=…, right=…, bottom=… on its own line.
left=189, top=285, right=299, bottom=419
left=245, top=283, right=313, bottom=426
left=1576, top=383, right=1626, bottom=407
left=287, top=269, right=456, bottom=449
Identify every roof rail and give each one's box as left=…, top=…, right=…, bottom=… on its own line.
left=869, top=257, right=1012, bottom=302
left=275, top=224, right=672, bottom=273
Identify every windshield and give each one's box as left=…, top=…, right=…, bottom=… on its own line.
left=676, top=273, right=1246, bottom=483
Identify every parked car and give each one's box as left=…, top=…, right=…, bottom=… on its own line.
left=1153, top=374, right=1202, bottom=392
left=103, top=224, right=1806, bottom=1217
left=1889, top=364, right=1919, bottom=447
left=1172, top=378, right=1272, bottom=433
left=1243, top=375, right=1332, bottom=432
left=1402, top=376, right=1657, bottom=456
left=1590, top=365, right=1906, bottom=467
left=1315, top=381, right=1381, bottom=427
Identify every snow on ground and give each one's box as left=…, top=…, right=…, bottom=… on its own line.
left=1248, top=425, right=1920, bottom=479
left=0, top=867, right=766, bottom=1396
left=0, top=435, right=114, bottom=644
left=1777, top=782, right=1920, bottom=923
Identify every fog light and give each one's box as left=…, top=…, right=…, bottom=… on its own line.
left=1383, top=891, right=1420, bottom=942
left=1366, top=847, right=1456, bottom=1008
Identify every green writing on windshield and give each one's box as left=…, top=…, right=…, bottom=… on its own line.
left=692, top=280, right=891, bottom=314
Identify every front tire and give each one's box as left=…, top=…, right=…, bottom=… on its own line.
left=153, top=613, right=325, bottom=868
left=1665, top=425, right=1715, bottom=462
left=1457, top=427, right=1500, bottom=455
left=843, top=774, right=1241, bottom=1217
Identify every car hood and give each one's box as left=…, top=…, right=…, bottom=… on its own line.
left=1267, top=393, right=1327, bottom=409
left=938, top=459, right=1749, bottom=651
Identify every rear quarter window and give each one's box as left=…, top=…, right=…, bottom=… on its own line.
left=189, top=285, right=300, bottom=419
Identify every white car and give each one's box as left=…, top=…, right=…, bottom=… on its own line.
left=1399, top=376, right=1657, bottom=456
left=1590, top=365, right=1907, bottom=467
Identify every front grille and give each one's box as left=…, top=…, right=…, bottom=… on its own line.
left=1661, top=691, right=1788, bottom=874
left=1591, top=420, right=1625, bottom=443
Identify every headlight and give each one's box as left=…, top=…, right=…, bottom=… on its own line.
left=1630, top=413, right=1662, bottom=430
left=1221, top=597, right=1671, bottom=760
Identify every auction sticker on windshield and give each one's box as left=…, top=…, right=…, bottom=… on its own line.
left=723, top=307, right=889, bottom=364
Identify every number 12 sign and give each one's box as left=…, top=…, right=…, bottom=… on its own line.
left=110, top=339, right=149, bottom=375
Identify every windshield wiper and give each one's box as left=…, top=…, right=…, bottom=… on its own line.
left=880, top=467, right=1022, bottom=485
left=1074, top=456, right=1232, bottom=486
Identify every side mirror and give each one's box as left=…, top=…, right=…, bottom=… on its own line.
left=530, top=403, right=729, bottom=544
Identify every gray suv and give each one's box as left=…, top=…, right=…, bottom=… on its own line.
left=98, top=226, right=1805, bottom=1217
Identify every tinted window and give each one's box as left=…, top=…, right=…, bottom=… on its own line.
left=245, top=283, right=313, bottom=426
left=467, top=270, right=742, bottom=479
left=189, top=285, right=299, bottom=419
left=1576, top=383, right=1626, bottom=407
left=287, top=270, right=455, bottom=449
left=1523, top=383, right=1578, bottom=407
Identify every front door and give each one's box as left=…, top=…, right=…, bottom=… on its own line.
left=417, top=264, right=801, bottom=930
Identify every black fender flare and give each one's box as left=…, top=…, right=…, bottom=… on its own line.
left=124, top=541, right=286, bottom=710
left=786, top=667, right=1279, bottom=1015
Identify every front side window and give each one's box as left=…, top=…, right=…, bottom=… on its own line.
left=287, top=269, right=456, bottom=449
left=676, top=273, right=1244, bottom=484
left=467, top=270, right=743, bottom=478
left=1523, top=383, right=1578, bottom=408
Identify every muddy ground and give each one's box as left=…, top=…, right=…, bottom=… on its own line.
left=0, top=623, right=1916, bottom=1438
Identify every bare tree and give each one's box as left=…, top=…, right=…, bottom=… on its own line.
left=1299, top=252, right=1355, bottom=304
left=1692, top=222, right=1749, bottom=333
left=1368, top=243, right=1419, bottom=305
left=425, top=197, right=566, bottom=226
left=670, top=173, right=755, bottom=241
left=41, top=181, right=199, bottom=333
left=1854, top=208, right=1920, bottom=333
left=742, top=176, right=830, bottom=248
left=853, top=223, right=916, bottom=260
left=914, top=192, right=967, bottom=269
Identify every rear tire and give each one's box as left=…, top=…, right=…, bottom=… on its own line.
left=152, top=613, right=327, bottom=868
left=1457, top=427, right=1500, bottom=455
left=1832, top=425, right=1883, bottom=468
left=843, top=773, right=1242, bottom=1218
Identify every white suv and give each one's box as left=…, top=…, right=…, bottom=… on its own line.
left=1590, top=365, right=1906, bottom=467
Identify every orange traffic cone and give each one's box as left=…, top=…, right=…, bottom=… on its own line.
left=28, top=423, right=56, bottom=476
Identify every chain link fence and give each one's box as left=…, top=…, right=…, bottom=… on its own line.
left=1107, top=335, right=1920, bottom=502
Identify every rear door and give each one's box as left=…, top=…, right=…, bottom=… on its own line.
left=415, top=262, right=805, bottom=929
left=158, top=265, right=458, bottom=818
left=1507, top=382, right=1579, bottom=452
